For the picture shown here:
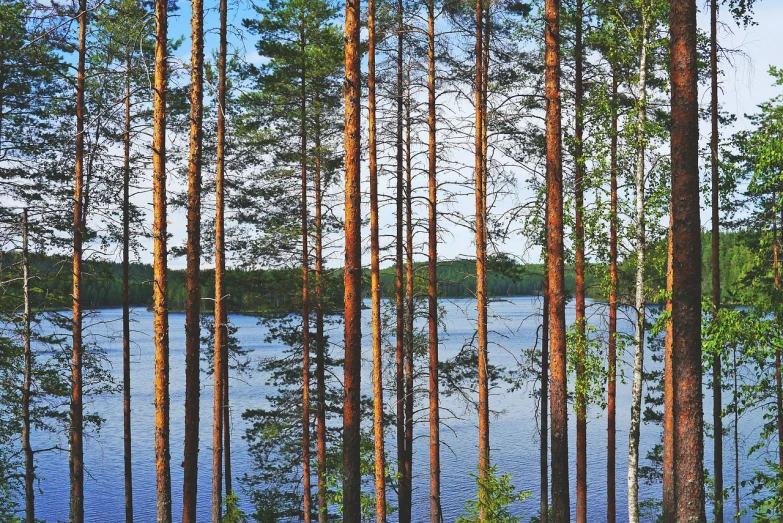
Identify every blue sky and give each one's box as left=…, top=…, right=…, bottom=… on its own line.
left=155, top=0, right=783, bottom=269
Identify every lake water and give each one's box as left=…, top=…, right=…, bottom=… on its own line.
left=27, top=297, right=767, bottom=522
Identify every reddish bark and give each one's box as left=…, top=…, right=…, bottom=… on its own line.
left=182, top=0, right=204, bottom=516
left=607, top=67, right=618, bottom=523
left=404, top=78, right=415, bottom=523
left=70, top=0, right=87, bottom=520
left=152, top=0, right=172, bottom=515
left=427, top=0, right=441, bottom=520
left=545, top=0, right=569, bottom=520
left=223, top=340, right=231, bottom=496
left=475, top=0, right=490, bottom=516
left=314, top=107, right=328, bottom=523
left=342, top=0, right=362, bottom=513
left=663, top=0, right=705, bottom=519
left=367, top=1, right=387, bottom=517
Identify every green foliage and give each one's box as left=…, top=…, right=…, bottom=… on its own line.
left=567, top=321, right=608, bottom=413
left=224, top=492, right=249, bottom=523
left=456, top=465, right=531, bottom=523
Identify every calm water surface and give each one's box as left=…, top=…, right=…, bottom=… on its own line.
left=29, top=297, right=766, bottom=522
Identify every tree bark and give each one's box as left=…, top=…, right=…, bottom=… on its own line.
left=152, top=0, right=172, bottom=515
left=314, top=105, right=328, bottom=523
left=71, top=0, right=87, bottom=519
left=545, top=0, right=569, bottom=520
left=182, top=0, right=204, bottom=516
left=574, top=1, right=587, bottom=518
left=426, top=0, right=441, bottom=521
left=21, top=208, right=34, bottom=523
left=607, top=65, right=618, bottom=523
left=122, top=55, right=134, bottom=523
left=404, top=73, right=415, bottom=523
left=710, top=2, right=724, bottom=520
left=212, top=0, right=228, bottom=514
left=300, top=26, right=313, bottom=523
left=367, top=2, right=387, bottom=518
left=475, top=0, right=490, bottom=515
left=663, top=0, right=705, bottom=519
left=342, top=0, right=362, bottom=513
left=628, top=10, right=649, bottom=522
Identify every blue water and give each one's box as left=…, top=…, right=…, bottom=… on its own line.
left=27, top=297, right=767, bottom=522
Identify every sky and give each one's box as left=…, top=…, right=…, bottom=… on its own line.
left=150, top=0, right=783, bottom=269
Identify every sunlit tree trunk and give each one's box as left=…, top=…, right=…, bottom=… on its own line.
left=663, top=0, right=705, bottom=519
left=212, top=0, right=228, bottom=515
left=607, top=65, right=618, bottom=523
left=426, top=0, right=440, bottom=520
left=182, top=0, right=204, bottom=516
left=710, top=3, right=724, bottom=520
left=475, top=0, right=490, bottom=515
left=342, top=0, right=363, bottom=513
left=627, top=8, right=649, bottom=523
left=404, top=72, right=415, bottom=523
left=314, top=104, right=328, bottom=523
left=545, top=0, right=569, bottom=520
left=122, top=55, right=134, bottom=523
left=367, top=1, right=386, bottom=518
left=70, top=0, right=87, bottom=520
left=152, top=0, right=172, bottom=515
left=21, top=208, right=34, bottom=523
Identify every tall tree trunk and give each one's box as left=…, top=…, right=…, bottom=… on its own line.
left=367, top=2, right=387, bottom=519
left=426, top=0, right=441, bottom=521
left=223, top=331, right=231, bottom=496
left=663, top=0, right=705, bottom=519
left=540, top=238, right=549, bottom=523
left=152, top=0, right=172, bottom=515
left=627, top=9, right=649, bottom=523
left=342, top=0, right=363, bottom=513
left=314, top=105, right=328, bottom=523
left=607, top=66, right=618, bottom=523
left=71, top=0, right=87, bottom=519
left=122, top=56, right=134, bottom=523
left=21, top=208, right=34, bottom=523
left=475, top=0, right=490, bottom=515
left=300, top=29, right=313, bottom=523
left=404, top=73, right=415, bottom=523
left=212, top=0, right=228, bottom=514
left=394, top=0, right=409, bottom=518
left=182, top=0, right=204, bottom=516
left=573, top=1, right=587, bottom=519
left=544, top=0, right=569, bottom=520
left=710, top=3, right=724, bottom=520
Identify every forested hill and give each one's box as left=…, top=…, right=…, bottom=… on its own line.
left=24, top=231, right=755, bottom=312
